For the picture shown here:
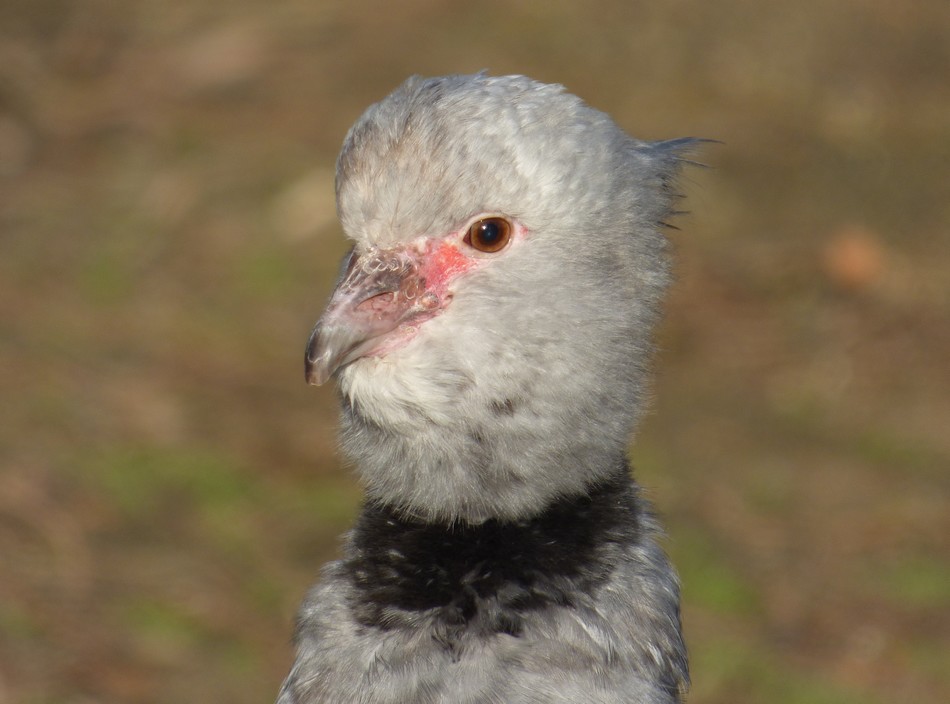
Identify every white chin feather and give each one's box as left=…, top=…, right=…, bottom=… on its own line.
left=338, top=322, right=473, bottom=431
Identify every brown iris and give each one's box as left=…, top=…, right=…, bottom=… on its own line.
left=464, top=217, right=512, bottom=253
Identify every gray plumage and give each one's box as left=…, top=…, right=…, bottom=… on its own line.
left=279, top=73, right=700, bottom=704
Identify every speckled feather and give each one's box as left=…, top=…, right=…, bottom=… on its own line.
left=280, top=73, right=700, bottom=703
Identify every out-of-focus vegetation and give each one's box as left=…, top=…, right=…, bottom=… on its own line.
left=1, top=1, right=948, bottom=702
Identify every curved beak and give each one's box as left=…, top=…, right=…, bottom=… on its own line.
left=304, top=246, right=439, bottom=385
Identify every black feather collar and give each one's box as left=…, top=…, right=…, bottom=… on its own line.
left=343, top=464, right=644, bottom=646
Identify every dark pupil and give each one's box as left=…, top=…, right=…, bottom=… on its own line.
left=478, top=221, right=500, bottom=244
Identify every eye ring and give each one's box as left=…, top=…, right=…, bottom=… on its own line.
left=464, top=217, right=512, bottom=254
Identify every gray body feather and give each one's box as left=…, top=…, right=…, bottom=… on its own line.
left=280, top=74, right=699, bottom=703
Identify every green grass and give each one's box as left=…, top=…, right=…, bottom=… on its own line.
left=692, top=640, right=880, bottom=704
left=672, top=527, right=762, bottom=617
left=874, top=555, right=950, bottom=609
left=4, top=1, right=949, bottom=703
left=79, top=445, right=254, bottom=520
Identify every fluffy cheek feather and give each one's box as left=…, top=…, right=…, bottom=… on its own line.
left=337, top=321, right=475, bottom=431
left=337, top=303, right=609, bottom=440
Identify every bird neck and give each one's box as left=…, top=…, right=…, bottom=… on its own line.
left=341, top=463, right=644, bottom=635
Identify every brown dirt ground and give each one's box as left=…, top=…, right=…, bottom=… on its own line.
left=1, top=1, right=948, bottom=703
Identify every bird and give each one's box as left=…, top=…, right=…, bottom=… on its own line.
left=278, top=72, right=701, bottom=704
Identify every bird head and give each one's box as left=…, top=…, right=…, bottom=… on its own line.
left=305, top=74, right=698, bottom=524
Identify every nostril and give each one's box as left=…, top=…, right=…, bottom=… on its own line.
left=356, top=292, right=396, bottom=315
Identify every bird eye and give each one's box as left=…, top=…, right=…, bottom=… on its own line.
left=464, top=217, right=512, bottom=253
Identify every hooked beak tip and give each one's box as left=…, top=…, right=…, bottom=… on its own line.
left=303, top=243, right=440, bottom=388
left=304, top=325, right=334, bottom=386
left=304, top=358, right=328, bottom=386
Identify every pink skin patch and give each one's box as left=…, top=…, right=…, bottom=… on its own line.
left=305, top=217, right=527, bottom=383
left=358, top=238, right=477, bottom=357
left=420, top=239, right=478, bottom=300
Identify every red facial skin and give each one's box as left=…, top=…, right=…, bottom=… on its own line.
left=421, top=239, right=474, bottom=296
left=304, top=218, right=524, bottom=385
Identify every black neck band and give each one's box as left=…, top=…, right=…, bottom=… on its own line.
left=343, top=465, right=643, bottom=643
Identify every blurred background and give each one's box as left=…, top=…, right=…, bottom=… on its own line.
left=2, top=1, right=948, bottom=702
